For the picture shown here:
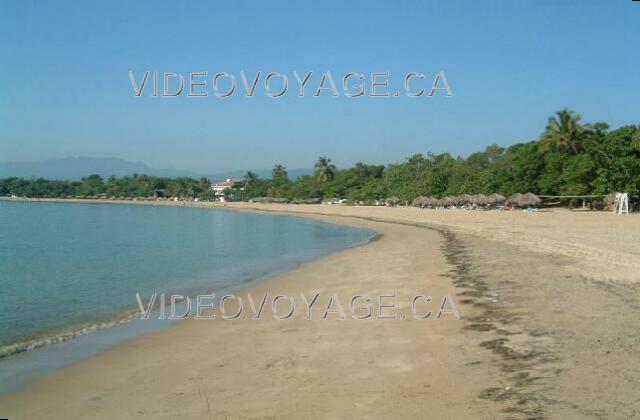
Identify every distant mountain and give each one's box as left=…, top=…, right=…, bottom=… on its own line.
left=0, top=157, right=314, bottom=181
left=0, top=157, right=202, bottom=180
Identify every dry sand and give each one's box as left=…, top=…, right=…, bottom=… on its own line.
left=1, top=200, right=639, bottom=419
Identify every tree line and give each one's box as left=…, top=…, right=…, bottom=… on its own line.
left=2, top=110, right=639, bottom=205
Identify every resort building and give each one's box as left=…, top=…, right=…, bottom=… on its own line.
left=211, top=178, right=238, bottom=196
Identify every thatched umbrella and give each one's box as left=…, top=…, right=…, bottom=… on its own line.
left=421, top=196, right=437, bottom=208
left=603, top=193, right=616, bottom=211
left=459, top=194, right=473, bottom=205
left=385, top=196, right=400, bottom=207
left=488, top=193, right=506, bottom=205
left=509, top=193, right=525, bottom=207
left=509, top=193, right=541, bottom=208
left=472, top=193, right=489, bottom=206
left=521, top=192, right=542, bottom=207
left=421, top=196, right=433, bottom=208
left=412, top=196, right=426, bottom=207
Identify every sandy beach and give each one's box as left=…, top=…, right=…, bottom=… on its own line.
left=1, top=200, right=639, bottom=419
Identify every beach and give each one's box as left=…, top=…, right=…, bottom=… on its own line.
left=1, top=200, right=639, bottom=419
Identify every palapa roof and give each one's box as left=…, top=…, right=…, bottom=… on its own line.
left=510, top=192, right=541, bottom=207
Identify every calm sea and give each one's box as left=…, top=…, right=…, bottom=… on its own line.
left=0, top=200, right=373, bottom=394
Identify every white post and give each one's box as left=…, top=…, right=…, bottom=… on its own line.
left=615, top=192, right=629, bottom=215
left=621, top=193, right=629, bottom=215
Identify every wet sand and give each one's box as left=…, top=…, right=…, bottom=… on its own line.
left=1, top=200, right=639, bottom=419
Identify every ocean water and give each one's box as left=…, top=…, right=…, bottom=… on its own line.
left=0, top=200, right=373, bottom=394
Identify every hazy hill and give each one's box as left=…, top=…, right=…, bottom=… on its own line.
left=0, top=157, right=203, bottom=180
left=0, top=157, right=313, bottom=181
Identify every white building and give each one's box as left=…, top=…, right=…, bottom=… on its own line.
left=211, top=178, right=238, bottom=196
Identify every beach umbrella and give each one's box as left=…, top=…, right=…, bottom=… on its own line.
left=385, top=196, right=400, bottom=206
left=522, top=192, right=542, bottom=207
left=488, top=193, right=506, bottom=205
left=603, top=193, right=616, bottom=210
left=509, top=193, right=527, bottom=207
left=411, top=196, right=425, bottom=207
left=419, top=196, right=436, bottom=207
left=473, top=193, right=489, bottom=206
left=459, top=194, right=473, bottom=205
left=509, top=193, right=522, bottom=207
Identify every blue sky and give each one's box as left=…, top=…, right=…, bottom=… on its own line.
left=1, top=0, right=638, bottom=173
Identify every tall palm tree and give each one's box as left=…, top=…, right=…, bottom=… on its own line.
left=540, top=109, right=591, bottom=155
left=272, top=164, right=289, bottom=183
left=199, top=176, right=210, bottom=191
left=243, top=171, right=258, bottom=190
left=198, top=177, right=211, bottom=200
left=314, top=156, right=336, bottom=184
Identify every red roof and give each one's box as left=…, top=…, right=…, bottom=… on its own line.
left=212, top=179, right=237, bottom=187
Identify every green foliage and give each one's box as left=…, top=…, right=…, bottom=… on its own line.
left=314, top=156, right=336, bottom=184
left=540, top=109, right=591, bottom=155
left=2, top=112, right=639, bottom=203
left=591, top=125, right=640, bottom=195
left=558, top=155, right=596, bottom=195
left=1, top=174, right=213, bottom=199
left=267, top=164, right=291, bottom=198
left=242, top=171, right=269, bottom=199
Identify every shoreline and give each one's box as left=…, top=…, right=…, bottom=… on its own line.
left=14, top=196, right=638, bottom=283
left=0, top=200, right=378, bottom=394
left=2, top=198, right=640, bottom=418
left=1, top=236, right=381, bottom=365
left=2, top=200, right=499, bottom=418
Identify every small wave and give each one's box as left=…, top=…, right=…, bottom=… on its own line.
left=0, top=309, right=141, bottom=359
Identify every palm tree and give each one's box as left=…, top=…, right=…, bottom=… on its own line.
left=540, top=109, right=591, bottom=155
left=196, top=177, right=211, bottom=200
left=199, top=176, right=210, bottom=191
left=272, top=164, right=289, bottom=183
left=243, top=171, right=258, bottom=190
left=314, top=156, right=336, bottom=184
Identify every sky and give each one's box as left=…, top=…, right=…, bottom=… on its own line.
left=1, top=0, right=639, bottom=173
